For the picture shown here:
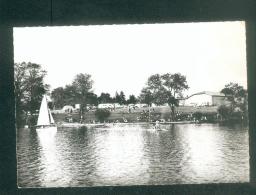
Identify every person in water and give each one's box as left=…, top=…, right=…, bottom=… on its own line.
left=154, top=120, right=160, bottom=130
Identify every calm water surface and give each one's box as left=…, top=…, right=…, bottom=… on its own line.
left=17, top=123, right=249, bottom=187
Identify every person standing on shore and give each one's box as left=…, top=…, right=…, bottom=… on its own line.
left=80, top=115, right=83, bottom=123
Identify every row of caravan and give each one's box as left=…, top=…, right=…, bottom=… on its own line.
left=98, top=103, right=148, bottom=109
left=58, top=103, right=148, bottom=113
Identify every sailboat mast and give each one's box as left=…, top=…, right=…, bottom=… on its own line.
left=48, top=109, right=51, bottom=124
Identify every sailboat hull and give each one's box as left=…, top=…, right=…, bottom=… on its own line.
left=36, top=126, right=57, bottom=135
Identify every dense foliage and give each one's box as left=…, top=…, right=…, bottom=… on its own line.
left=94, top=109, right=111, bottom=122
left=14, top=62, right=49, bottom=127
left=193, top=112, right=203, bottom=121
left=217, top=105, right=232, bottom=121
left=51, top=73, right=94, bottom=112
left=139, top=73, right=189, bottom=121
left=218, top=82, right=247, bottom=122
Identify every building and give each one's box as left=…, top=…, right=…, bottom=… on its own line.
left=183, top=91, right=230, bottom=107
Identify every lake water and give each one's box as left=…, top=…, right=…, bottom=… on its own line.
left=17, top=123, right=249, bottom=187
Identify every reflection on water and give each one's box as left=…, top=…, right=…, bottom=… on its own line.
left=17, top=123, right=249, bottom=187
left=37, top=130, right=59, bottom=186
left=93, top=126, right=150, bottom=185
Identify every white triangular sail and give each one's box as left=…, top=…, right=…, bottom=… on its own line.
left=37, top=95, right=52, bottom=126
left=49, top=109, right=55, bottom=124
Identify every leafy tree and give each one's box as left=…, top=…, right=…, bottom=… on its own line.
left=51, top=76, right=97, bottom=110
left=161, top=73, right=189, bottom=97
left=119, top=91, right=126, bottom=104
left=14, top=63, right=27, bottom=123
left=167, top=95, right=179, bottom=121
left=139, top=74, right=169, bottom=106
left=220, top=82, right=247, bottom=121
left=72, top=73, right=93, bottom=114
left=139, top=88, right=154, bottom=106
left=126, top=95, right=138, bottom=104
left=85, top=92, right=98, bottom=106
left=114, top=91, right=126, bottom=104
left=98, top=93, right=113, bottom=103
left=146, top=74, right=167, bottom=105
left=161, top=73, right=189, bottom=121
left=51, top=85, right=78, bottom=107
left=14, top=62, right=49, bottom=127
left=114, top=92, right=121, bottom=104
left=139, top=73, right=188, bottom=121
left=51, top=87, right=65, bottom=109
left=95, top=109, right=111, bottom=122
left=221, top=83, right=246, bottom=99
left=63, top=84, right=79, bottom=105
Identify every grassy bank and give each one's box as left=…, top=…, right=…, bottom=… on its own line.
left=52, top=106, right=218, bottom=123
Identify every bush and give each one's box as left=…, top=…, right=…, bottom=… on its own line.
left=95, top=109, right=111, bottom=123
left=204, top=113, right=217, bottom=122
left=217, top=105, right=232, bottom=120
left=193, top=112, right=203, bottom=121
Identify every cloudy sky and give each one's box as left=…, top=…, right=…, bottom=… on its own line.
left=14, top=21, right=247, bottom=97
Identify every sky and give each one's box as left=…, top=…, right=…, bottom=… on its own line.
left=13, top=21, right=247, bottom=97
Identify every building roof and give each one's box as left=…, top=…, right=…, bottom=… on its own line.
left=195, top=91, right=225, bottom=97
left=178, top=91, right=226, bottom=100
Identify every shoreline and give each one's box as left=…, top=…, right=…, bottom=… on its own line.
left=57, top=121, right=198, bottom=128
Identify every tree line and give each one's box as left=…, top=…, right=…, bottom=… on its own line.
left=52, top=87, right=138, bottom=109
left=15, top=62, right=248, bottom=127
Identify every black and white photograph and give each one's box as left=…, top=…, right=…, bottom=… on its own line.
left=14, top=21, right=248, bottom=187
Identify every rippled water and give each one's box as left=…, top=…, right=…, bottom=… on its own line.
left=17, top=123, right=249, bottom=187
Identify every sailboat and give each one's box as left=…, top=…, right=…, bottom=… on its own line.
left=36, top=95, right=57, bottom=133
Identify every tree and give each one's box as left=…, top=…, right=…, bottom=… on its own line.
left=72, top=73, right=93, bottom=114
left=221, top=83, right=246, bottom=98
left=114, top=91, right=126, bottom=104
left=51, top=74, right=97, bottom=110
left=14, top=62, right=49, bottom=127
left=98, top=93, right=113, bottom=103
left=217, top=105, right=232, bottom=121
left=139, top=74, right=169, bottom=106
left=161, top=73, right=189, bottom=97
left=51, top=85, right=78, bottom=108
left=95, top=109, right=111, bottom=122
left=14, top=63, right=27, bottom=126
left=146, top=74, right=167, bottom=105
left=139, top=88, right=154, bottom=106
left=85, top=92, right=98, bottom=106
left=51, top=87, right=65, bottom=109
left=139, top=73, right=188, bottom=121
left=162, top=73, right=189, bottom=121
left=63, top=84, right=80, bottom=105
left=220, top=82, right=247, bottom=121
left=119, top=91, right=126, bottom=104
left=126, top=95, right=138, bottom=104
left=166, top=95, right=179, bottom=121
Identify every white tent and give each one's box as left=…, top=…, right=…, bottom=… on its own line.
left=62, top=105, right=75, bottom=112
